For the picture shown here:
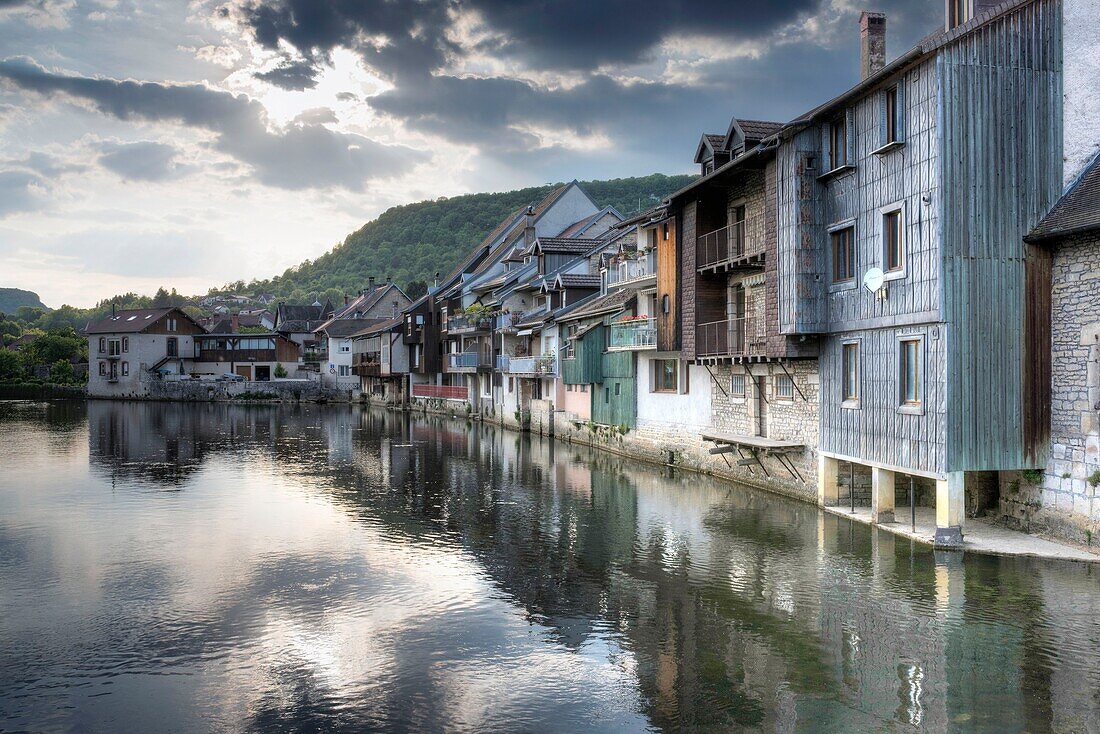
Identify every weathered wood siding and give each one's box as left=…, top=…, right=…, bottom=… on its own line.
left=777, top=137, right=826, bottom=333
left=820, top=325, right=948, bottom=474
left=940, top=0, right=1062, bottom=470
left=656, top=217, right=679, bottom=352
left=678, top=201, right=699, bottom=359
left=561, top=324, right=604, bottom=385
left=594, top=349, right=636, bottom=427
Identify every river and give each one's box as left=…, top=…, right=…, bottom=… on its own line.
left=1, top=400, right=1099, bottom=732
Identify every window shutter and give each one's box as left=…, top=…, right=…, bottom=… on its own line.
left=894, top=79, right=906, bottom=142
left=844, top=108, right=855, bottom=164
left=878, top=92, right=888, bottom=147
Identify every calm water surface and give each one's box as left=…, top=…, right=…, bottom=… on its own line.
left=1, top=401, right=1099, bottom=733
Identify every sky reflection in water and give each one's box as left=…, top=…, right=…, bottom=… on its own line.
left=1, top=400, right=1099, bottom=733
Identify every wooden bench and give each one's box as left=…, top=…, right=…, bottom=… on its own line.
left=700, top=432, right=806, bottom=482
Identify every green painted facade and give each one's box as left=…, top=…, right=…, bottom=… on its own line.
left=593, top=349, right=636, bottom=428
left=561, top=324, right=604, bottom=385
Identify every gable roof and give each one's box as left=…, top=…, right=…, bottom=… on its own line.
left=556, top=288, right=636, bottom=323
left=555, top=273, right=601, bottom=289
left=1027, top=154, right=1100, bottom=243
left=332, top=283, right=408, bottom=319
left=275, top=301, right=334, bottom=333
left=85, top=307, right=200, bottom=335
left=315, top=317, right=387, bottom=337
left=351, top=317, right=403, bottom=338
left=558, top=207, right=621, bottom=238
left=694, top=133, right=726, bottom=163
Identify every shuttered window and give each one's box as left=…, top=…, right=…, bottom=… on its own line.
left=831, top=227, right=855, bottom=283
left=900, top=339, right=922, bottom=406
left=842, top=342, right=860, bottom=403
left=884, top=209, right=904, bottom=271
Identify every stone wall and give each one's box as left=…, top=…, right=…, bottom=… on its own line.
left=142, top=377, right=347, bottom=403
left=1028, top=233, right=1100, bottom=545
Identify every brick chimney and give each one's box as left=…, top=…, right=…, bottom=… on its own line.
left=368, top=276, right=376, bottom=291
left=524, top=205, right=536, bottom=246
left=860, top=11, right=886, bottom=80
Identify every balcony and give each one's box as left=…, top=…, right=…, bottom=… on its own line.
left=696, top=215, right=765, bottom=272
left=608, top=317, right=657, bottom=350
left=606, top=249, right=657, bottom=288
left=352, top=353, right=382, bottom=377
left=444, top=313, right=495, bottom=334
left=446, top=346, right=493, bottom=373
left=504, top=354, right=556, bottom=376
left=696, top=316, right=768, bottom=359
left=412, top=384, right=468, bottom=401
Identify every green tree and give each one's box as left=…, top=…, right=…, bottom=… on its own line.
left=0, top=350, right=23, bottom=380
left=273, top=363, right=288, bottom=378
left=23, top=330, right=85, bottom=366
left=49, top=360, right=76, bottom=384
left=0, top=319, right=20, bottom=344
left=405, top=280, right=428, bottom=300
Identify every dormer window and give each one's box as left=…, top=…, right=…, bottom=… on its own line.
left=948, top=0, right=971, bottom=28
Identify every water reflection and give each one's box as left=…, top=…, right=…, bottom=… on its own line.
left=1, top=400, right=1099, bottom=733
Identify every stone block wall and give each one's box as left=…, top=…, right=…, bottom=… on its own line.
left=1030, top=233, right=1100, bottom=545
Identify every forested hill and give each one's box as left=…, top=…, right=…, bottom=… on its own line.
left=0, top=288, right=47, bottom=313
left=225, top=173, right=694, bottom=302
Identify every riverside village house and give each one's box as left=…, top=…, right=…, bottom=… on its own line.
left=85, top=0, right=1100, bottom=548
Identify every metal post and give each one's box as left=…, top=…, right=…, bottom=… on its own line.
left=850, top=462, right=856, bottom=513
left=910, top=475, right=916, bottom=532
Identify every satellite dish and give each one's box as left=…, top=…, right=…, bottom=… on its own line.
left=863, top=267, right=885, bottom=294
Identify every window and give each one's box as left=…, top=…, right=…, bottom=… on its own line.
left=614, top=382, right=621, bottom=396
left=339, top=365, right=350, bottom=377
left=121, top=361, right=129, bottom=377
left=566, top=383, right=574, bottom=392
left=166, top=337, right=178, bottom=357
left=339, top=341, right=351, bottom=353
left=948, top=0, right=971, bottom=28
left=885, top=86, right=898, bottom=144
left=831, top=227, right=855, bottom=283
left=647, top=228, right=658, bottom=248
left=900, top=338, right=922, bottom=407
left=829, top=117, right=848, bottom=169
left=122, top=337, right=129, bottom=353
left=167, top=318, right=177, bottom=332
left=107, top=338, right=121, bottom=357
left=653, top=359, right=678, bottom=393
left=580, top=384, right=588, bottom=393
left=884, top=209, right=903, bottom=272
left=415, top=314, right=425, bottom=326
left=731, top=373, right=746, bottom=397
left=564, top=324, right=577, bottom=359
left=605, top=387, right=610, bottom=403
left=842, top=342, right=860, bottom=404
left=98, top=337, right=106, bottom=353
left=880, top=84, right=905, bottom=147
left=776, top=374, right=794, bottom=400
left=99, top=361, right=106, bottom=376
left=392, top=300, right=399, bottom=318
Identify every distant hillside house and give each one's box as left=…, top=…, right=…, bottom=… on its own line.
left=274, top=301, right=334, bottom=360
left=317, top=281, right=411, bottom=388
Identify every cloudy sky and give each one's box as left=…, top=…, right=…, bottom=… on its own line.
left=0, top=0, right=938, bottom=308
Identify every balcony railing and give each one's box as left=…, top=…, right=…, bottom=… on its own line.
left=696, top=215, right=765, bottom=271
left=606, top=249, right=657, bottom=287
left=446, top=346, right=493, bottom=372
left=444, top=313, right=495, bottom=334
left=505, top=355, right=556, bottom=376
left=608, top=317, right=657, bottom=350
left=412, top=384, right=468, bottom=401
left=695, top=316, right=768, bottom=358
left=495, top=354, right=510, bottom=371
left=352, top=353, right=381, bottom=376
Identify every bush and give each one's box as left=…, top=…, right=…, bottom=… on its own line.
left=0, top=350, right=23, bottom=380
left=48, top=360, right=75, bottom=384
left=273, top=363, right=288, bottom=378
left=1020, top=469, right=1044, bottom=486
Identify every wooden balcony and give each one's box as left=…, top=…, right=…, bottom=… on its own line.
left=695, top=316, right=768, bottom=361
left=352, top=353, right=382, bottom=376
left=696, top=216, right=765, bottom=273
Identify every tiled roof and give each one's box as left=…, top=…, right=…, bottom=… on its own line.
left=351, top=317, right=403, bottom=338
left=316, top=318, right=387, bottom=337
left=1028, top=154, right=1100, bottom=242
left=736, top=119, right=783, bottom=140
left=536, top=237, right=603, bottom=254
left=556, top=273, right=601, bottom=289
left=556, top=288, right=635, bottom=322
left=704, top=133, right=725, bottom=149
left=85, top=308, right=191, bottom=334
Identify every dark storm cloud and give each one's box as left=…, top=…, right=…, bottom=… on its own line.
left=0, top=56, right=426, bottom=191
left=255, top=58, right=319, bottom=90
left=97, top=140, right=187, bottom=182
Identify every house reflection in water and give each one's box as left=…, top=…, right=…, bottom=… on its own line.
left=71, top=403, right=1100, bottom=730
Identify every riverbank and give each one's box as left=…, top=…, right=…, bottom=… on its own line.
left=396, top=396, right=1100, bottom=564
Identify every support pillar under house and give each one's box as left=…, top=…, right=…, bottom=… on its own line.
left=934, top=471, right=965, bottom=547
left=818, top=455, right=840, bottom=506
left=872, top=467, right=896, bottom=523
